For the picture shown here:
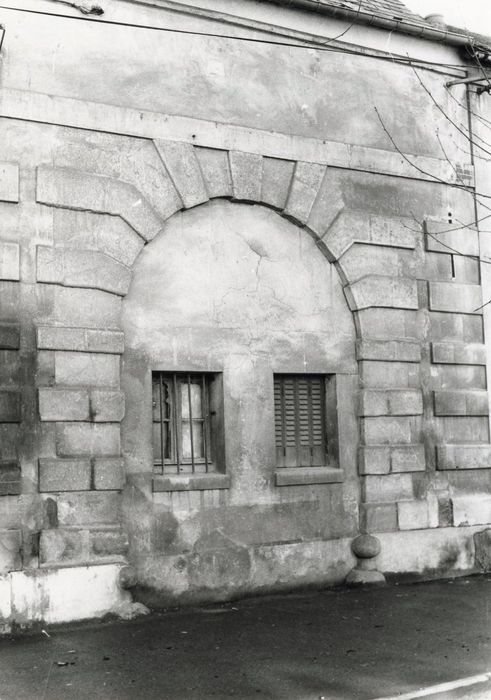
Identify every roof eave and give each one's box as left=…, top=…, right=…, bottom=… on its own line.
left=266, top=0, right=491, bottom=53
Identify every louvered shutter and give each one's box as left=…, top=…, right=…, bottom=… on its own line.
left=274, top=375, right=327, bottom=467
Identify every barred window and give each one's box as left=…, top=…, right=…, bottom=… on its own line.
left=274, top=374, right=337, bottom=468
left=152, top=372, right=214, bottom=474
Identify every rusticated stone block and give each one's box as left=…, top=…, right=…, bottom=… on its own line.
left=37, top=326, right=124, bottom=354
left=0, top=162, right=19, bottom=203
left=56, top=492, right=121, bottom=526
left=36, top=166, right=164, bottom=242
left=425, top=219, right=479, bottom=257
left=362, top=416, right=416, bottom=445
left=90, top=528, right=128, bottom=556
left=38, top=458, right=91, bottom=492
left=0, top=324, right=19, bottom=350
left=90, top=391, right=125, bottom=422
left=346, top=276, right=418, bottom=311
left=0, top=529, right=22, bottom=573
left=360, top=390, right=423, bottom=417
left=155, top=140, right=207, bottom=209
left=229, top=151, right=263, bottom=202
left=93, top=458, right=125, bottom=490
left=284, top=162, right=325, bottom=224
left=429, top=282, right=482, bottom=314
left=397, top=499, right=431, bottom=530
left=360, top=503, right=397, bottom=533
left=474, top=529, right=491, bottom=571
left=434, top=390, right=489, bottom=417
left=39, top=528, right=87, bottom=564
left=0, top=462, right=21, bottom=496
left=361, top=361, right=420, bottom=389
left=38, top=388, right=90, bottom=422
left=437, top=444, right=491, bottom=470
left=261, top=157, right=294, bottom=210
left=55, top=423, right=120, bottom=457
left=356, top=339, right=421, bottom=363
left=55, top=352, right=120, bottom=387
left=51, top=287, right=122, bottom=330
left=452, top=494, right=491, bottom=527
left=194, top=147, right=232, bottom=199
left=0, top=391, right=20, bottom=423
left=0, top=242, right=20, bottom=281
left=431, top=342, right=486, bottom=366
left=391, top=445, right=426, bottom=473
left=37, top=246, right=131, bottom=296
left=322, top=211, right=416, bottom=260
left=363, top=473, right=414, bottom=503
left=359, top=445, right=425, bottom=475
left=429, top=312, right=483, bottom=344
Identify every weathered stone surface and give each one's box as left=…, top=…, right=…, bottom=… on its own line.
left=0, top=242, right=20, bottom=281
left=474, top=529, right=491, bottom=571
left=360, top=503, right=398, bottom=533
left=0, top=162, right=19, bottom=203
left=346, top=276, right=418, bottom=311
left=284, top=162, right=325, bottom=224
left=452, top=495, right=491, bottom=527
left=351, top=534, right=381, bottom=559
left=363, top=474, right=414, bottom=503
left=0, top=529, right=22, bottom=574
left=361, top=361, right=420, bottom=389
left=0, top=462, right=21, bottom=496
left=322, top=212, right=416, bottom=260
left=36, top=166, right=164, bottom=241
left=425, top=218, right=479, bottom=257
left=431, top=342, right=486, bottom=366
left=429, top=312, right=483, bottom=344
left=37, top=326, right=124, bottom=354
left=38, top=458, right=91, bottom=492
left=275, top=467, right=344, bottom=486
left=53, top=209, right=144, bottom=268
left=90, top=529, right=128, bottom=556
left=360, top=390, right=423, bottom=417
left=39, top=528, right=87, bottom=564
left=51, top=287, right=122, bottom=329
left=38, top=388, right=90, bottom=422
left=356, top=339, right=421, bottom=363
left=428, top=282, right=482, bottom=314
left=260, top=157, right=294, bottom=210
left=434, top=390, right=489, bottom=416
left=362, top=416, right=416, bottom=445
left=194, top=147, right=232, bottom=199
left=90, top=390, right=125, bottom=422
left=436, top=444, right=491, bottom=470
left=0, top=324, right=20, bottom=350
left=345, top=568, right=386, bottom=585
left=55, top=352, right=120, bottom=387
left=397, top=499, right=430, bottom=531
left=55, top=492, right=122, bottom=526
left=93, top=458, right=125, bottom=490
left=37, top=246, right=131, bottom=296
left=359, top=445, right=425, bottom=475
left=356, top=308, right=419, bottom=341
left=155, top=140, right=207, bottom=209
left=55, top=423, right=121, bottom=457
left=229, top=151, right=263, bottom=201
left=0, top=391, right=21, bottom=423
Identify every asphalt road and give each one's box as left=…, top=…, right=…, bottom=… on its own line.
left=1, top=576, right=491, bottom=700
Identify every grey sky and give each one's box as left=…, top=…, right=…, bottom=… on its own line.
left=404, top=0, right=491, bottom=34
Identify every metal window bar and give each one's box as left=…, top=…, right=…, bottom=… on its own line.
left=202, top=374, right=209, bottom=473
left=307, top=379, right=314, bottom=467
left=158, top=373, right=165, bottom=475
left=280, top=378, right=287, bottom=459
left=294, top=377, right=301, bottom=467
left=187, top=374, right=195, bottom=474
left=173, top=373, right=181, bottom=471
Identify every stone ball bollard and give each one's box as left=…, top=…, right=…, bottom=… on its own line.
left=118, top=565, right=138, bottom=590
left=345, top=534, right=386, bottom=586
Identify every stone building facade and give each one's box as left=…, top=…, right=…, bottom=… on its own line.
left=1, top=0, right=491, bottom=628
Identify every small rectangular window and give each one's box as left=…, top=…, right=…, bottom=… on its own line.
left=274, top=374, right=337, bottom=468
left=152, top=372, right=214, bottom=474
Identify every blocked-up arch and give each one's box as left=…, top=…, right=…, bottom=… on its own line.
left=35, top=139, right=425, bottom=540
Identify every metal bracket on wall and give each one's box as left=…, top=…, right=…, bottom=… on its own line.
left=446, top=73, right=491, bottom=95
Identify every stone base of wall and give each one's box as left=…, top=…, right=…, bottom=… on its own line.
left=0, top=563, right=131, bottom=634
left=377, top=526, right=484, bottom=578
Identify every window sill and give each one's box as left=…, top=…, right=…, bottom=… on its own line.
left=153, top=473, right=230, bottom=492
left=275, top=467, right=344, bottom=486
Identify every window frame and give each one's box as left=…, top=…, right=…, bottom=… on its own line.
left=152, top=371, right=216, bottom=475
left=273, top=373, right=339, bottom=470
